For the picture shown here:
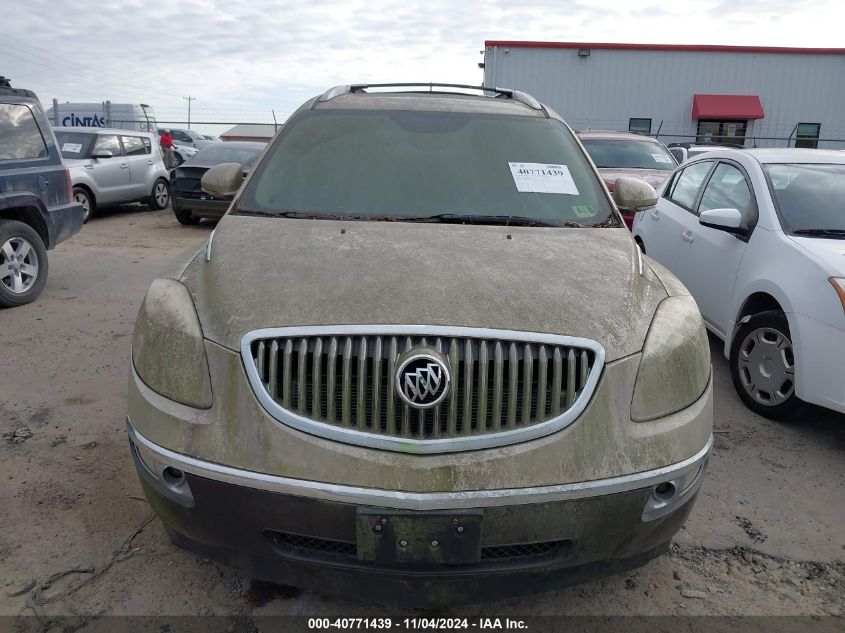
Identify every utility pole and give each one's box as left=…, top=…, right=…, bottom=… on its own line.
left=182, top=96, right=197, bottom=129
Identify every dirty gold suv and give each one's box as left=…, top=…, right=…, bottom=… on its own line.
left=127, top=83, right=713, bottom=607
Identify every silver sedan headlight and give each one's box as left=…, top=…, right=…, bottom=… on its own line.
left=631, top=295, right=711, bottom=421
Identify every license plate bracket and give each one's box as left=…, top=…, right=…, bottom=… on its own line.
left=356, top=508, right=483, bottom=565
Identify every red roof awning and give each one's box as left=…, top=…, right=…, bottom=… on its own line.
left=692, top=94, right=764, bottom=120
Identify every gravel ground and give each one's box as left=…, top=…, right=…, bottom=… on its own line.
left=1, top=207, right=843, bottom=628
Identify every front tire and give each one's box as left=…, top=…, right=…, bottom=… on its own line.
left=0, top=220, right=49, bottom=308
left=729, top=310, right=803, bottom=419
left=73, top=187, right=94, bottom=223
left=148, top=178, right=170, bottom=210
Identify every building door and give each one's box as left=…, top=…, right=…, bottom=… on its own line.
left=696, top=120, right=747, bottom=146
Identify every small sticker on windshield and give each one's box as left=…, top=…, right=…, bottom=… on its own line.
left=62, top=142, right=83, bottom=153
left=572, top=205, right=596, bottom=218
left=651, top=153, right=673, bottom=164
left=509, top=163, right=579, bottom=195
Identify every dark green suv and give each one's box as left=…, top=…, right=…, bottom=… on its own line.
left=0, top=76, right=84, bottom=307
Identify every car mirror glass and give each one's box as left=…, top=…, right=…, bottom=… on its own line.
left=613, top=177, right=658, bottom=211
left=92, top=149, right=113, bottom=159
left=201, top=162, right=244, bottom=199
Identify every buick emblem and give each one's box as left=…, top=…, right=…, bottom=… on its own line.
left=395, top=351, right=450, bottom=409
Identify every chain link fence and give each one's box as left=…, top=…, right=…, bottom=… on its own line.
left=652, top=133, right=844, bottom=150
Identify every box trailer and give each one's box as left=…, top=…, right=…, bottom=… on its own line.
left=46, top=100, right=158, bottom=133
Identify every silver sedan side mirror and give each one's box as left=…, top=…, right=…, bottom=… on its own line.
left=201, top=163, right=244, bottom=199
left=699, top=207, right=745, bottom=235
left=613, top=177, right=658, bottom=212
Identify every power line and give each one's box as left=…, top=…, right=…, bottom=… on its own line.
left=0, top=33, right=156, bottom=97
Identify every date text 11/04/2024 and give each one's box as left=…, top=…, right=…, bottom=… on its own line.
left=307, top=618, right=528, bottom=630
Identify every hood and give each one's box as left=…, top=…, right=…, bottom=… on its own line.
left=597, top=168, right=671, bottom=191
left=789, top=236, right=845, bottom=275
left=181, top=217, right=668, bottom=361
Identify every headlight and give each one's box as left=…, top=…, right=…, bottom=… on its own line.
left=829, top=277, right=845, bottom=315
left=631, top=295, right=711, bottom=421
left=131, top=279, right=212, bottom=408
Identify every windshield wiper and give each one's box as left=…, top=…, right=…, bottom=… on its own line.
left=410, top=213, right=565, bottom=227
left=234, top=210, right=407, bottom=221
left=233, top=209, right=282, bottom=218
left=232, top=210, right=600, bottom=228
left=793, top=229, right=845, bottom=239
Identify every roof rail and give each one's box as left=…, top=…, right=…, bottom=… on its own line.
left=317, top=82, right=544, bottom=112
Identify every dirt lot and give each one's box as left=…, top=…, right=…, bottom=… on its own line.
left=1, top=207, right=843, bottom=627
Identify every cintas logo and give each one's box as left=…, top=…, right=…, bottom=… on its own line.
left=62, top=114, right=105, bottom=127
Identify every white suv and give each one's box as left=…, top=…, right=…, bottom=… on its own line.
left=633, top=148, right=845, bottom=419
left=54, top=127, right=170, bottom=222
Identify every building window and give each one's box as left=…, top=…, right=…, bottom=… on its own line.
left=795, top=123, right=820, bottom=149
left=696, top=120, right=746, bottom=146
left=629, top=118, right=651, bottom=135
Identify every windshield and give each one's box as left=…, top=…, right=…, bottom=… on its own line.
left=54, top=131, right=95, bottom=159
left=764, top=163, right=845, bottom=233
left=191, top=144, right=262, bottom=168
left=581, top=138, right=676, bottom=171
left=239, top=110, right=616, bottom=226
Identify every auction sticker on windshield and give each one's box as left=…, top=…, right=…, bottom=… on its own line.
left=509, top=162, right=579, bottom=195
left=651, top=153, right=673, bottom=164
left=62, top=143, right=83, bottom=153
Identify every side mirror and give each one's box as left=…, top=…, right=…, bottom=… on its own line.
left=201, top=162, right=244, bottom=199
left=699, top=208, right=745, bottom=234
left=613, top=177, right=658, bottom=212
left=92, top=149, right=113, bottom=159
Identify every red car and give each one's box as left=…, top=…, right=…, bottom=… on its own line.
left=579, top=131, right=677, bottom=229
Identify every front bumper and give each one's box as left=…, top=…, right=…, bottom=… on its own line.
left=129, top=422, right=710, bottom=607
left=792, top=313, right=845, bottom=414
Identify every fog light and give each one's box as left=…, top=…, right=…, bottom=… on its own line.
left=642, top=461, right=707, bottom=522
left=161, top=466, right=185, bottom=487
left=653, top=481, right=677, bottom=502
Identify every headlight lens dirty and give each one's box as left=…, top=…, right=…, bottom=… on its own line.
left=631, top=295, right=711, bottom=421
left=131, top=279, right=212, bottom=409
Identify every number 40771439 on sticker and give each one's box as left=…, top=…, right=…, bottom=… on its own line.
left=508, top=162, right=580, bottom=195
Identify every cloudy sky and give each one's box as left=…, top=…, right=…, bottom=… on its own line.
left=3, top=0, right=842, bottom=135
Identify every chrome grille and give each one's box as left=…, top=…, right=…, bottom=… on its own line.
left=242, top=326, right=604, bottom=454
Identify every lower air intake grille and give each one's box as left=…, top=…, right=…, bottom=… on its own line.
left=267, top=531, right=357, bottom=558
left=266, top=530, right=571, bottom=565
left=480, top=540, right=569, bottom=561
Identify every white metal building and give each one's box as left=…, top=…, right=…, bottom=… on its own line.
left=482, top=41, right=845, bottom=149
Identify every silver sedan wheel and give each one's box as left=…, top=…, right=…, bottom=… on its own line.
left=154, top=181, right=169, bottom=208
left=737, top=327, right=795, bottom=406
left=74, top=190, right=91, bottom=221
left=0, top=236, right=40, bottom=294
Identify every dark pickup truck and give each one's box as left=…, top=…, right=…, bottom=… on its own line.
left=0, top=77, right=84, bottom=307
